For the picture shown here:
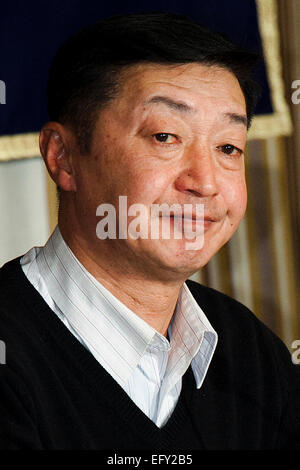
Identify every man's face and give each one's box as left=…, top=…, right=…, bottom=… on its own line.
left=72, top=63, right=247, bottom=280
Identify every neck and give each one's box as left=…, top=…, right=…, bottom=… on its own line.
left=58, top=218, right=183, bottom=336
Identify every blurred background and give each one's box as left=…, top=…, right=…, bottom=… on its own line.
left=0, top=0, right=299, bottom=348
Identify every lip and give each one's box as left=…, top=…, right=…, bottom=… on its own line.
left=159, top=214, right=219, bottom=233
left=161, top=214, right=218, bottom=222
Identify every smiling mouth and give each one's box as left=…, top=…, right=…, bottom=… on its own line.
left=161, top=213, right=218, bottom=221
left=159, top=214, right=219, bottom=231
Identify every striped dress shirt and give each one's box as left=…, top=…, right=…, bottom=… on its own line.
left=20, top=227, right=217, bottom=428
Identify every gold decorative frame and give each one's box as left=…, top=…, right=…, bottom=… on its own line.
left=248, top=0, right=292, bottom=139
left=0, top=132, right=39, bottom=161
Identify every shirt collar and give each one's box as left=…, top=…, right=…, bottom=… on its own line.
left=35, top=226, right=217, bottom=388
left=174, top=283, right=218, bottom=388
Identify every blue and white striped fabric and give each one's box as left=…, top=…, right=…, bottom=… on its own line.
left=20, top=226, right=217, bottom=428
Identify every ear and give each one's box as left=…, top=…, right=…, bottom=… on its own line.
left=39, top=122, right=77, bottom=192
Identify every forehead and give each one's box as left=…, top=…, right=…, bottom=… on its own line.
left=116, top=62, right=246, bottom=114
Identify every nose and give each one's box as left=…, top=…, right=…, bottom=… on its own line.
left=175, top=145, right=218, bottom=198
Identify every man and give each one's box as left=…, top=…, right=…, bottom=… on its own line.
left=0, top=12, right=299, bottom=450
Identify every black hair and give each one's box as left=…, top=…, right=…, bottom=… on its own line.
left=47, top=12, right=260, bottom=154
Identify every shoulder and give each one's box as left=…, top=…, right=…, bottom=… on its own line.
left=0, top=257, right=25, bottom=324
left=186, top=278, right=263, bottom=331
left=186, top=277, right=281, bottom=345
left=0, top=257, right=32, bottom=320
left=0, top=257, right=47, bottom=362
left=186, top=279, right=299, bottom=391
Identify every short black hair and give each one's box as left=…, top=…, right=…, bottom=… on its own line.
left=47, top=12, right=260, bottom=154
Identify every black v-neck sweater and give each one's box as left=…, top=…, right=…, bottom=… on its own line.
left=0, top=257, right=300, bottom=450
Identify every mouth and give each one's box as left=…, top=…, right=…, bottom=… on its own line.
left=159, top=214, right=220, bottom=232
left=162, top=213, right=218, bottom=221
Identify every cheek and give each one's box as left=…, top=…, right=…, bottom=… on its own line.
left=225, top=177, right=247, bottom=221
left=126, top=168, right=171, bottom=204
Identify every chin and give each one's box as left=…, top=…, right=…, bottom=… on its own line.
left=146, top=240, right=216, bottom=278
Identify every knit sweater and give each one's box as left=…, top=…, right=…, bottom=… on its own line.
left=0, top=257, right=299, bottom=450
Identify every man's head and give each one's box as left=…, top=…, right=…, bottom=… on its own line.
left=40, top=12, right=259, bottom=281
left=46, top=12, right=259, bottom=155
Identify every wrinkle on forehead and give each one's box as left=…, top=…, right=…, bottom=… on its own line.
left=96, top=63, right=247, bottom=141
left=116, top=63, right=245, bottom=112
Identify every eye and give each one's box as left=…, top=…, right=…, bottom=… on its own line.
left=217, top=144, right=243, bottom=157
left=153, top=133, right=178, bottom=144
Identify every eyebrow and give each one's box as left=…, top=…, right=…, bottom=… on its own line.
left=144, top=96, right=193, bottom=113
left=144, top=95, right=248, bottom=127
left=225, top=112, right=248, bottom=128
